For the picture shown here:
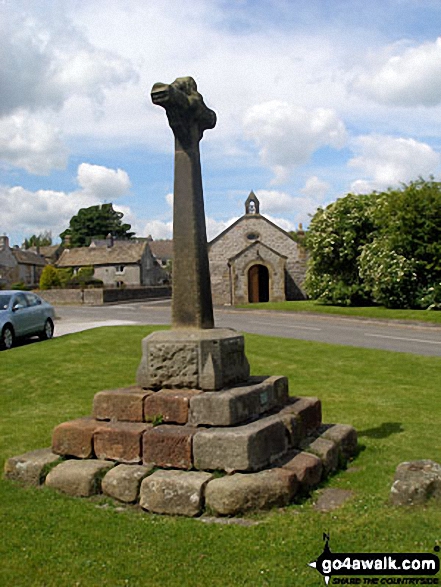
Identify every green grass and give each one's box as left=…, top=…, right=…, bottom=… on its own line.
left=238, top=300, right=441, bottom=324
left=1, top=326, right=441, bottom=586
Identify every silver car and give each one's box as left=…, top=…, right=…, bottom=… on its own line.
left=0, top=290, right=55, bottom=350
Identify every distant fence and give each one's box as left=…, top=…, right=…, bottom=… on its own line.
left=37, top=286, right=171, bottom=306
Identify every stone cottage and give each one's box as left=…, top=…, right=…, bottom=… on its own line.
left=56, top=236, right=166, bottom=287
left=208, top=192, right=307, bottom=305
left=0, top=236, right=47, bottom=288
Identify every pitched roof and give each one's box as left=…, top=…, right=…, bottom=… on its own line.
left=11, top=248, right=46, bottom=266
left=149, top=240, right=173, bottom=260
left=57, top=241, right=148, bottom=267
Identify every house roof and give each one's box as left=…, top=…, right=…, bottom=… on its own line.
left=28, top=244, right=63, bottom=260
left=149, top=240, right=173, bottom=260
left=11, top=248, right=46, bottom=266
left=57, top=241, right=149, bottom=268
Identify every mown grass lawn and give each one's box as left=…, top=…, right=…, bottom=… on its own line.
left=1, top=326, right=441, bottom=587
left=238, top=300, right=441, bottom=325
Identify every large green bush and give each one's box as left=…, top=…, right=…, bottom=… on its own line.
left=305, top=178, right=441, bottom=309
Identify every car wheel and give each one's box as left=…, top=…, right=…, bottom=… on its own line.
left=39, top=319, right=54, bottom=341
left=1, top=325, right=14, bottom=350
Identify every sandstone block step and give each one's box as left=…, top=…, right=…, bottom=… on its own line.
left=280, top=451, right=323, bottom=491
left=143, top=425, right=200, bottom=469
left=93, top=386, right=152, bottom=422
left=320, top=424, right=358, bottom=462
left=144, top=389, right=201, bottom=424
left=94, top=422, right=152, bottom=464
left=45, top=459, right=114, bottom=497
left=102, top=463, right=154, bottom=503
left=193, top=414, right=288, bottom=472
left=188, top=375, right=288, bottom=427
left=205, top=468, right=298, bottom=516
left=140, top=470, right=213, bottom=516
left=4, top=448, right=60, bottom=486
left=52, top=417, right=102, bottom=459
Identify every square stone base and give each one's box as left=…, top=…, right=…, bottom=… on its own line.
left=136, top=328, right=250, bottom=391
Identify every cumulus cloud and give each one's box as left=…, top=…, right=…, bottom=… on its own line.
left=77, top=163, right=131, bottom=199
left=0, top=163, right=133, bottom=242
left=300, top=176, right=330, bottom=202
left=244, top=101, right=347, bottom=184
left=0, top=8, right=137, bottom=118
left=349, top=134, right=441, bottom=192
left=254, top=189, right=296, bottom=214
left=0, top=111, right=68, bottom=175
left=355, top=37, right=441, bottom=106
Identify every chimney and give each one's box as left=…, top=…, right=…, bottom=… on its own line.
left=106, top=233, right=114, bottom=248
left=0, top=235, right=10, bottom=251
left=63, top=234, right=71, bottom=249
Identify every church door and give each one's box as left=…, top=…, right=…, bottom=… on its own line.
left=248, top=264, right=269, bottom=303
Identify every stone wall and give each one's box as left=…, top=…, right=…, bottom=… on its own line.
left=38, top=286, right=171, bottom=305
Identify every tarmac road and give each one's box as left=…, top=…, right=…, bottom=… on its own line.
left=53, top=299, right=441, bottom=357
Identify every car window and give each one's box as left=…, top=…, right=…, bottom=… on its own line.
left=12, top=293, right=28, bottom=309
left=0, top=294, right=11, bottom=310
left=25, top=293, right=41, bottom=307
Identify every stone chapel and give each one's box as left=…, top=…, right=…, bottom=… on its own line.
left=208, top=192, right=308, bottom=305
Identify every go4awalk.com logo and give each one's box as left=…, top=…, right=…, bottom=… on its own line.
left=308, top=534, right=440, bottom=585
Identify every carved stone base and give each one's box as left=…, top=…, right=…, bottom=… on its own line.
left=136, top=328, right=250, bottom=391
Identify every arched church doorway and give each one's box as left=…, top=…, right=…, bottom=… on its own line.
left=248, top=264, right=269, bottom=303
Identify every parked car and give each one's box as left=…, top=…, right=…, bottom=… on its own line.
left=0, top=290, right=55, bottom=350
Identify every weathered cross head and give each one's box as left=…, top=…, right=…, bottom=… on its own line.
left=151, top=77, right=216, bottom=149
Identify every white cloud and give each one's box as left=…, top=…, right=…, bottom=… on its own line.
left=0, top=8, right=137, bottom=118
left=244, top=101, right=347, bottom=184
left=355, top=37, right=441, bottom=106
left=77, top=163, right=131, bottom=199
left=254, top=189, right=296, bottom=214
left=0, top=111, right=68, bottom=175
left=300, top=176, right=330, bottom=202
left=141, top=219, right=173, bottom=240
left=349, top=134, right=441, bottom=192
left=165, top=193, right=173, bottom=207
left=0, top=163, right=134, bottom=242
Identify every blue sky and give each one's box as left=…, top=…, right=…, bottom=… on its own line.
left=2, top=0, right=441, bottom=246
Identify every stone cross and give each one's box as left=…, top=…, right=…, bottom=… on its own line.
left=151, top=77, right=216, bottom=329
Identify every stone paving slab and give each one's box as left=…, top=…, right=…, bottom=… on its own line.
left=193, top=415, right=288, bottom=472
left=4, top=448, right=61, bottom=486
left=93, top=386, right=153, bottom=422
left=205, top=468, right=298, bottom=516
left=144, top=389, right=201, bottom=424
left=102, top=463, right=155, bottom=503
left=45, top=459, right=115, bottom=497
left=139, top=469, right=213, bottom=516
left=143, top=424, right=200, bottom=469
left=188, top=375, right=288, bottom=426
left=94, top=422, right=152, bottom=464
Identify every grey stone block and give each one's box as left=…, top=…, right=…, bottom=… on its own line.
left=321, top=424, right=358, bottom=461
left=139, top=470, right=213, bottom=516
left=193, top=415, right=288, bottom=472
left=302, top=437, right=339, bottom=476
left=390, top=460, right=441, bottom=506
left=281, top=450, right=323, bottom=490
left=188, top=375, right=288, bottom=426
left=102, top=464, right=154, bottom=503
left=4, top=448, right=60, bottom=486
left=205, top=468, right=298, bottom=516
left=45, top=459, right=114, bottom=497
left=136, top=328, right=249, bottom=391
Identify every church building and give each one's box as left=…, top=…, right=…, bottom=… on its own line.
left=208, top=192, right=308, bottom=305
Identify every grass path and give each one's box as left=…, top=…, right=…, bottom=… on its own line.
left=1, top=326, right=441, bottom=586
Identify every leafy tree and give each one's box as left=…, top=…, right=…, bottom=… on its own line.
left=23, top=231, right=52, bottom=249
left=305, top=179, right=441, bottom=309
left=60, top=203, right=134, bottom=247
